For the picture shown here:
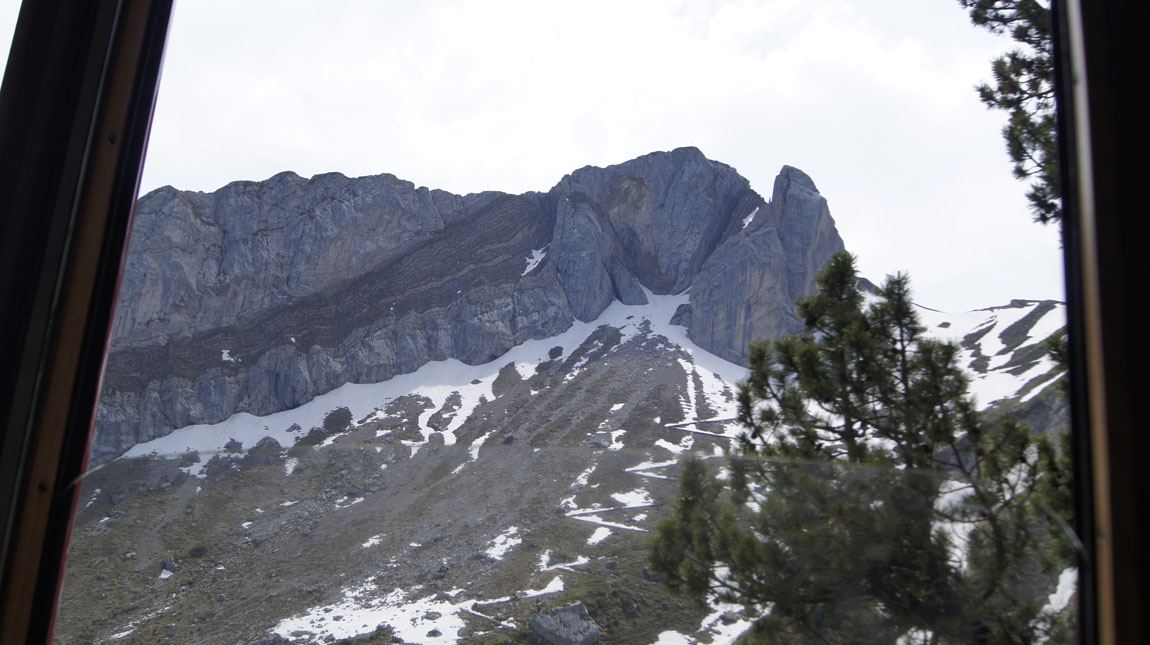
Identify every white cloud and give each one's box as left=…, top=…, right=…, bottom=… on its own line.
left=4, top=0, right=1063, bottom=312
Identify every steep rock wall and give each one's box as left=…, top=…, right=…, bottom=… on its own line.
left=93, top=148, right=843, bottom=463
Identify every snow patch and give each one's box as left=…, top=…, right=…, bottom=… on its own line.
left=274, top=580, right=472, bottom=644
left=741, top=206, right=760, bottom=230
left=537, top=550, right=591, bottom=571
left=521, top=576, right=565, bottom=597
left=485, top=526, right=522, bottom=560
left=626, top=458, right=677, bottom=473
left=587, top=527, right=612, bottom=545
left=609, top=429, right=627, bottom=450
left=573, top=464, right=596, bottom=487
left=611, top=488, right=653, bottom=507
left=967, top=358, right=1054, bottom=410
left=522, top=247, right=546, bottom=276
left=1042, top=568, right=1077, bottom=615
left=570, top=514, right=648, bottom=532
left=334, top=497, right=364, bottom=510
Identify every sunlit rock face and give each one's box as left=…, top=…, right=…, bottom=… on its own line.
left=93, top=147, right=844, bottom=463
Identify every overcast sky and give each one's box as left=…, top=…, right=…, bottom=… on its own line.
left=2, top=0, right=1064, bottom=312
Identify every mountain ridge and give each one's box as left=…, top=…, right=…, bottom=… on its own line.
left=59, top=148, right=1072, bottom=643
left=59, top=286, right=1068, bottom=644
left=94, top=148, right=843, bottom=464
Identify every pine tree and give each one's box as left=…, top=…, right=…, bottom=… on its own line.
left=650, top=252, right=1071, bottom=643
left=959, top=0, right=1060, bottom=224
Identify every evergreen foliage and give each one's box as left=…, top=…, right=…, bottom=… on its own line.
left=650, top=253, right=1072, bottom=643
left=959, top=0, right=1060, bottom=224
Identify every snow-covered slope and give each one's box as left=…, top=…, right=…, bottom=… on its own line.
left=63, top=294, right=1066, bottom=645
left=917, top=299, right=1066, bottom=410
left=122, top=291, right=750, bottom=478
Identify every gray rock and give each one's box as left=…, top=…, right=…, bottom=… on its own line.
left=553, top=147, right=753, bottom=295
left=669, top=303, right=692, bottom=327
left=91, top=149, right=843, bottom=463
left=551, top=197, right=615, bottom=322
left=774, top=166, right=844, bottom=303
left=528, top=602, right=600, bottom=645
left=607, top=258, right=648, bottom=306
left=109, top=172, right=463, bottom=349
left=587, top=432, right=612, bottom=449
left=251, top=436, right=283, bottom=454
left=684, top=165, right=844, bottom=365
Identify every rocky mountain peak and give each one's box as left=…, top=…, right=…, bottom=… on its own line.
left=774, top=164, right=819, bottom=194
left=93, top=149, right=843, bottom=464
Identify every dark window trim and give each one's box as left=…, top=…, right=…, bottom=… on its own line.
left=0, top=1, right=173, bottom=641
left=1059, top=1, right=1147, bottom=642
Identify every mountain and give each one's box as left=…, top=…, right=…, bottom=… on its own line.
left=93, top=148, right=841, bottom=465
left=59, top=293, right=1067, bottom=644
left=56, top=150, right=1070, bottom=644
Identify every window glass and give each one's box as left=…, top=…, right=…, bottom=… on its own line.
left=57, top=2, right=1075, bottom=643
left=0, top=1, right=20, bottom=77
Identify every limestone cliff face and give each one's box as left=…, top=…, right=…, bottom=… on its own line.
left=111, top=171, right=479, bottom=349
left=679, top=165, right=845, bottom=365
left=93, top=148, right=843, bottom=463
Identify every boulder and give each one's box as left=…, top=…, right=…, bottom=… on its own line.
left=528, top=602, right=601, bottom=645
left=251, top=436, right=283, bottom=454
left=587, top=432, right=612, bottom=449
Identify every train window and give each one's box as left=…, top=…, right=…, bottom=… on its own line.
left=37, top=2, right=1086, bottom=643
left=1, top=9, right=15, bottom=70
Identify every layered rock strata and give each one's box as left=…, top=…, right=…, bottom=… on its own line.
left=94, top=147, right=843, bottom=463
